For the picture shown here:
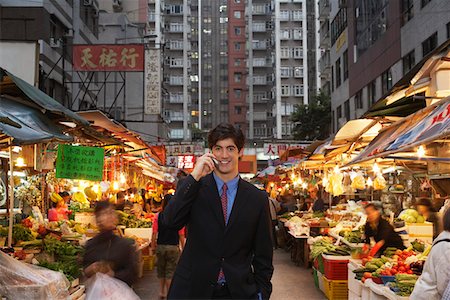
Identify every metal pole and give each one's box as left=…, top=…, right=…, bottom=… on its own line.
left=198, top=0, right=202, bottom=130
left=7, top=139, right=14, bottom=248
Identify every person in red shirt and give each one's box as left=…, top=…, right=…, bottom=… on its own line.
left=48, top=192, right=71, bottom=222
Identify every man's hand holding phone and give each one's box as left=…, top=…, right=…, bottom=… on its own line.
left=191, top=153, right=217, bottom=181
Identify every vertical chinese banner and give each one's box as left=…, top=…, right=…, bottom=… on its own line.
left=144, top=48, right=161, bottom=115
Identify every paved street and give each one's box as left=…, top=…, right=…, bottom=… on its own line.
left=135, top=249, right=326, bottom=300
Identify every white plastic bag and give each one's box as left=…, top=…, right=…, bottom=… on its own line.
left=86, top=273, right=140, bottom=300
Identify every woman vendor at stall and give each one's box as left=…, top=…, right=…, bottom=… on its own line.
left=416, top=198, right=441, bottom=239
left=364, top=203, right=405, bottom=256
left=48, top=192, right=71, bottom=222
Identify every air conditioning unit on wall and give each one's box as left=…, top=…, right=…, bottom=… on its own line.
left=49, top=37, right=61, bottom=48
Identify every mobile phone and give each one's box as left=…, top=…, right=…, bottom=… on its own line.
left=211, top=157, right=219, bottom=168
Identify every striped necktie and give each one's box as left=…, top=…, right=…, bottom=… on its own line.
left=218, top=183, right=228, bottom=282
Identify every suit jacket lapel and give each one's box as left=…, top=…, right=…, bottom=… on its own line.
left=225, top=178, right=249, bottom=233
left=205, top=174, right=226, bottom=228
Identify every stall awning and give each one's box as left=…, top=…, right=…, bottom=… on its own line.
left=0, top=97, right=72, bottom=147
left=348, top=97, right=450, bottom=166
left=77, top=110, right=164, bottom=164
left=0, top=68, right=89, bottom=126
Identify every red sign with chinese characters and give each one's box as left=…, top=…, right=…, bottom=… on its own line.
left=177, top=155, right=196, bottom=170
left=73, top=44, right=144, bottom=71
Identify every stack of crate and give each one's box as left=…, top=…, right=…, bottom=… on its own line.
left=321, top=254, right=350, bottom=300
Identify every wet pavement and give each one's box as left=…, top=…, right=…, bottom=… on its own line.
left=134, top=249, right=326, bottom=300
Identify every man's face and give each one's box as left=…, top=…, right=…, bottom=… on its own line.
left=417, top=205, right=427, bottom=215
left=96, top=207, right=118, bottom=231
left=365, top=207, right=380, bottom=223
left=211, top=138, right=243, bottom=176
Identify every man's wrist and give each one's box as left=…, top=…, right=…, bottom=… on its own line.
left=190, top=172, right=201, bottom=181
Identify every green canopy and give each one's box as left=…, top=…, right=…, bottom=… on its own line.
left=2, top=68, right=89, bottom=126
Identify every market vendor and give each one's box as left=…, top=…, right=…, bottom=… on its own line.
left=83, top=201, right=138, bottom=286
left=364, top=203, right=405, bottom=256
left=416, top=198, right=441, bottom=239
left=48, top=192, right=71, bottom=222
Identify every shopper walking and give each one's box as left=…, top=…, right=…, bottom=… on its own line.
left=269, top=196, right=281, bottom=249
left=161, top=123, right=274, bottom=299
left=83, top=201, right=138, bottom=286
left=411, top=208, right=450, bottom=300
left=151, top=194, right=186, bottom=299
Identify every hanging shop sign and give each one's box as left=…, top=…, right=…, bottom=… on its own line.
left=177, top=155, right=196, bottom=170
left=56, top=145, right=105, bottom=181
left=144, top=48, right=162, bottom=115
left=73, top=44, right=144, bottom=71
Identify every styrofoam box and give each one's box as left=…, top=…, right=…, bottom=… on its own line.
left=124, top=228, right=153, bottom=240
left=407, top=222, right=433, bottom=237
left=317, top=269, right=325, bottom=295
left=348, top=260, right=363, bottom=296
left=361, top=285, right=371, bottom=300
left=74, top=212, right=96, bottom=225
left=370, top=289, right=387, bottom=300
left=349, top=290, right=362, bottom=300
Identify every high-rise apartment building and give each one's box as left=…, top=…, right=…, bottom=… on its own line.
left=319, top=0, right=450, bottom=133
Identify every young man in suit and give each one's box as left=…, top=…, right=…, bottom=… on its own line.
left=161, top=123, right=274, bottom=299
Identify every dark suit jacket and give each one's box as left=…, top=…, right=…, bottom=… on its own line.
left=161, top=174, right=274, bottom=299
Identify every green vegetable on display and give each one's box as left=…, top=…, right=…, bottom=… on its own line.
left=12, top=224, right=34, bottom=242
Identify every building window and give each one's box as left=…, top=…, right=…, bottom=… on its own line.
left=234, top=27, right=241, bottom=35
left=421, top=0, right=432, bottom=8
left=294, top=67, right=303, bottom=78
left=280, top=67, right=291, bottom=78
left=281, top=85, right=290, bottom=96
left=381, top=68, right=393, bottom=94
left=234, top=42, right=241, bottom=51
left=235, top=106, right=242, bottom=114
left=234, top=59, right=241, bottom=66
left=293, top=47, right=303, bottom=58
left=335, top=58, right=341, bottom=87
left=293, top=85, right=303, bottom=96
left=281, top=47, right=291, bottom=58
left=343, top=50, right=348, bottom=80
left=234, top=73, right=242, bottom=83
left=368, top=80, right=377, bottom=105
left=330, top=8, right=347, bottom=45
left=355, top=0, right=388, bottom=55
left=401, top=0, right=414, bottom=25
left=402, top=50, right=415, bottom=75
left=280, top=10, right=290, bottom=21
left=422, top=32, right=438, bottom=57
left=337, top=105, right=342, bottom=120
left=292, top=10, right=302, bottom=21
left=354, top=90, right=363, bottom=110
left=344, top=100, right=350, bottom=121
left=234, top=11, right=241, bottom=19
left=331, top=66, right=335, bottom=92
left=280, top=29, right=291, bottom=39
left=447, top=21, right=450, bottom=39
left=170, top=129, right=184, bottom=139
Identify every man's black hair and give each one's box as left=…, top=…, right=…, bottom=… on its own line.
left=207, top=123, right=245, bottom=150
left=94, top=201, right=114, bottom=217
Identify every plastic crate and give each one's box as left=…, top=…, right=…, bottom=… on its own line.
left=313, top=255, right=325, bottom=274
left=313, top=268, right=319, bottom=289
left=323, top=255, right=349, bottom=280
left=143, top=255, right=155, bottom=271
left=323, top=276, right=348, bottom=300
